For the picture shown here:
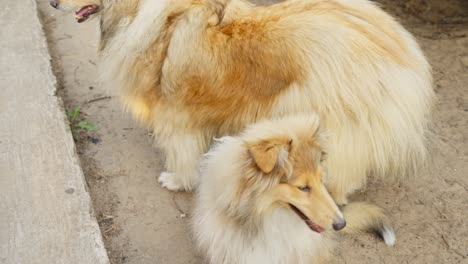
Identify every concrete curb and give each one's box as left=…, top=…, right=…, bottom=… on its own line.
left=0, top=1, right=110, bottom=263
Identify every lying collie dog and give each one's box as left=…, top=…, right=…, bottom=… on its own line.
left=193, top=115, right=395, bottom=264
left=50, top=0, right=433, bottom=203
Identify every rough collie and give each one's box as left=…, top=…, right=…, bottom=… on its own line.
left=50, top=0, right=433, bottom=204
left=193, top=115, right=395, bottom=264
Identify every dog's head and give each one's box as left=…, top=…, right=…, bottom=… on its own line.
left=49, top=0, right=102, bottom=23
left=243, top=115, right=345, bottom=233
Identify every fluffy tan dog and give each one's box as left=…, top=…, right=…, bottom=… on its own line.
left=50, top=0, right=434, bottom=204
left=193, top=114, right=395, bottom=264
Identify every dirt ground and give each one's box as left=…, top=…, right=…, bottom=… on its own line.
left=37, top=0, right=467, bottom=263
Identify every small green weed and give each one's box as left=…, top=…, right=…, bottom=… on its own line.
left=68, top=105, right=97, bottom=140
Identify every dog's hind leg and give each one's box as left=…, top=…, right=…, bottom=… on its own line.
left=326, top=171, right=365, bottom=206
left=157, top=131, right=209, bottom=192
left=325, top=160, right=368, bottom=206
left=323, top=128, right=374, bottom=206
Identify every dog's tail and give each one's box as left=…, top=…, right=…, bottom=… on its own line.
left=341, top=202, right=396, bottom=246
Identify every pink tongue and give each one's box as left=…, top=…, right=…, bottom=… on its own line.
left=76, top=6, right=94, bottom=17
left=306, top=220, right=325, bottom=233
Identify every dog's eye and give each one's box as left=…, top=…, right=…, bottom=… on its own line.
left=298, top=186, right=311, bottom=192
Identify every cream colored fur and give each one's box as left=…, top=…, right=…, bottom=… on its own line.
left=194, top=115, right=332, bottom=264
left=193, top=115, right=395, bottom=264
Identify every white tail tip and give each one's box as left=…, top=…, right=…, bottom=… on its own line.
left=382, top=224, right=396, bottom=246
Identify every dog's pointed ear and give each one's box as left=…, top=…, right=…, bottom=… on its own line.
left=248, top=138, right=292, bottom=174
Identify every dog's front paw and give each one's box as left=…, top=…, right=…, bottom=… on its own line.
left=158, top=172, right=184, bottom=191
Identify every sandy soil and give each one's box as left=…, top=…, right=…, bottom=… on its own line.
left=37, top=0, right=467, bottom=263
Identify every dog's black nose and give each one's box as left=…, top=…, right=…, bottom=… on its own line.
left=50, top=0, right=58, bottom=8
left=332, top=217, right=346, bottom=231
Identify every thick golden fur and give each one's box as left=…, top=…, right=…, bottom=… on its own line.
left=52, top=0, right=434, bottom=202
left=193, top=115, right=395, bottom=264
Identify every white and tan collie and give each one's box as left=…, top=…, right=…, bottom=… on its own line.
left=50, top=0, right=433, bottom=203
left=193, top=115, right=395, bottom=264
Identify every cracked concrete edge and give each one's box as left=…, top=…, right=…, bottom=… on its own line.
left=0, top=1, right=110, bottom=263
